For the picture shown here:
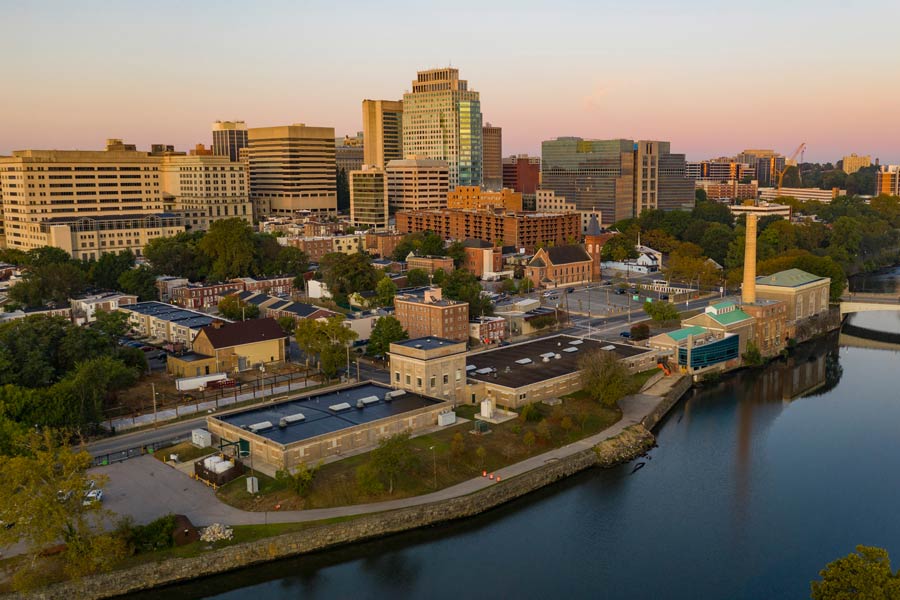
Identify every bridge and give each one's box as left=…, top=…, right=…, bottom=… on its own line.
left=839, top=291, right=900, bottom=316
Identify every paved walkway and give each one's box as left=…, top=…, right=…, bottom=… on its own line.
left=95, top=383, right=680, bottom=527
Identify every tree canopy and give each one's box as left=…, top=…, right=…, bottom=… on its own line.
left=367, top=315, right=408, bottom=357
left=578, top=349, right=638, bottom=408
left=811, top=545, right=900, bottom=600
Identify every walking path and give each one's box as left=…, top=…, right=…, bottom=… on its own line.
left=96, top=377, right=684, bottom=528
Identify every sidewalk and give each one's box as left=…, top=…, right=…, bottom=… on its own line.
left=94, top=381, right=682, bottom=528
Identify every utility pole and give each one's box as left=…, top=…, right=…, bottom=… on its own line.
left=430, top=446, right=437, bottom=489
left=151, top=383, right=158, bottom=428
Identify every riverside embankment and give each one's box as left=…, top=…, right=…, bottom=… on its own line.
left=21, top=376, right=692, bottom=600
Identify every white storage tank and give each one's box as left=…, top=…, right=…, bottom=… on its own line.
left=438, top=411, right=456, bottom=427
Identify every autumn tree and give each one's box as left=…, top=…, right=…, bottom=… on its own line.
left=217, top=294, right=259, bottom=320
left=199, top=218, right=256, bottom=280
left=579, top=349, right=638, bottom=407
left=811, top=545, right=900, bottom=600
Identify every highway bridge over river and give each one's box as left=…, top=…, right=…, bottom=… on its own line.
left=839, top=291, right=900, bottom=316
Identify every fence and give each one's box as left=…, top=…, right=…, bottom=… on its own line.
left=90, top=433, right=190, bottom=467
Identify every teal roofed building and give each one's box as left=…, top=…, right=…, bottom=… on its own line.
left=755, top=268, right=831, bottom=325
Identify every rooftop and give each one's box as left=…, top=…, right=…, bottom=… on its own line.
left=756, top=268, right=826, bottom=288
left=201, top=318, right=287, bottom=349
left=215, top=382, right=443, bottom=445
left=543, top=245, right=592, bottom=265
left=466, top=334, right=650, bottom=388
left=665, top=325, right=708, bottom=342
left=123, top=301, right=226, bottom=329
left=708, top=308, right=752, bottom=326
left=392, top=337, right=464, bottom=352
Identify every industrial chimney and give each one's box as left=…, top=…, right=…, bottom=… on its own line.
left=742, top=213, right=758, bottom=305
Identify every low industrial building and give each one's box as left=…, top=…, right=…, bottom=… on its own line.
left=389, top=337, right=468, bottom=404
left=167, top=318, right=287, bottom=377
left=649, top=326, right=741, bottom=376
left=755, top=269, right=830, bottom=326
left=682, top=301, right=755, bottom=356
left=206, top=382, right=451, bottom=472
left=465, top=335, right=656, bottom=408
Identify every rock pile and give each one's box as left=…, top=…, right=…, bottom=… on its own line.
left=200, top=523, right=234, bottom=543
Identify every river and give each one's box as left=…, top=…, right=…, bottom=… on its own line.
left=144, top=298, right=900, bottom=599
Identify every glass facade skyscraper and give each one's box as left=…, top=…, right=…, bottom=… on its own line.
left=212, top=121, right=248, bottom=163
left=402, top=68, right=482, bottom=190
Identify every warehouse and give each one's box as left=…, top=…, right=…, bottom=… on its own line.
left=206, top=382, right=451, bottom=472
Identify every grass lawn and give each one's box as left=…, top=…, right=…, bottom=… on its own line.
left=632, top=368, right=662, bottom=389
left=217, top=393, right=622, bottom=512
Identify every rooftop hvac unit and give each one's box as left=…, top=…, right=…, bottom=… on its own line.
left=543, top=357, right=550, bottom=363
left=387, top=389, right=406, bottom=398
left=515, top=358, right=532, bottom=365
left=540, top=352, right=556, bottom=359
left=357, top=399, right=365, bottom=408
left=279, top=413, right=306, bottom=427
left=570, top=339, right=584, bottom=345
left=360, top=395, right=380, bottom=406
left=602, top=345, right=616, bottom=351
left=475, top=367, right=493, bottom=375
left=248, top=421, right=273, bottom=433
left=554, top=354, right=562, bottom=359
left=329, top=402, right=352, bottom=412
left=465, top=365, right=477, bottom=371
left=563, top=347, right=578, bottom=353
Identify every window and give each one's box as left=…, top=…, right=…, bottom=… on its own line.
left=443, top=374, right=449, bottom=385
left=406, top=374, right=411, bottom=385
left=395, top=372, right=400, bottom=382
left=416, top=377, right=422, bottom=388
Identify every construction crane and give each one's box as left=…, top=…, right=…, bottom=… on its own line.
left=776, top=142, right=807, bottom=195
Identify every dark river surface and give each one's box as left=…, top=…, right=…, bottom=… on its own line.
left=150, top=278, right=900, bottom=600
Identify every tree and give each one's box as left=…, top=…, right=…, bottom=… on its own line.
left=699, top=223, right=734, bottom=266
left=143, top=231, right=209, bottom=280
left=517, top=278, right=534, bottom=294
left=217, top=294, right=259, bottom=321
left=643, top=300, right=680, bottom=323
left=536, top=420, right=552, bottom=443
left=476, top=446, right=487, bottom=470
left=0, top=430, right=114, bottom=583
left=742, top=341, right=763, bottom=366
left=811, top=545, right=900, bottom=600
left=375, top=276, right=398, bottom=307
left=630, top=323, right=650, bottom=341
left=367, top=316, right=408, bottom=357
left=276, top=462, right=320, bottom=497
left=405, top=268, right=431, bottom=287
left=499, top=278, right=518, bottom=294
left=367, top=431, right=419, bottom=494
left=579, top=349, right=638, bottom=407
left=692, top=200, right=734, bottom=226
left=276, top=315, right=296, bottom=335
left=600, top=235, right=638, bottom=262
left=93, top=309, right=131, bottom=346
left=441, top=268, right=492, bottom=316
left=451, top=432, right=466, bottom=457
left=318, top=252, right=379, bottom=305
left=294, top=318, right=324, bottom=371
left=117, top=265, right=158, bottom=301
left=88, top=250, right=135, bottom=290
left=695, top=188, right=708, bottom=203
left=9, top=261, right=88, bottom=307
left=272, top=246, right=309, bottom=288
left=199, top=218, right=256, bottom=281
left=336, top=167, right=350, bottom=210
left=446, top=241, right=466, bottom=268
left=523, top=431, right=536, bottom=448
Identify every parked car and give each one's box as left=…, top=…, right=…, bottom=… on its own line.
left=661, top=294, right=669, bottom=300
left=542, top=291, right=555, bottom=298
left=615, top=288, right=626, bottom=295
left=602, top=281, right=612, bottom=286
left=83, top=489, right=103, bottom=506
left=566, top=287, right=575, bottom=294
left=619, top=331, right=631, bottom=338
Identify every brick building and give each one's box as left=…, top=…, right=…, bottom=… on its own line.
left=524, top=245, right=593, bottom=289
left=365, top=231, right=406, bottom=259
left=173, top=282, right=245, bottom=309
left=406, top=255, right=454, bottom=274
left=396, top=208, right=580, bottom=252
left=394, top=288, right=469, bottom=342
left=462, top=239, right=503, bottom=278
left=469, top=316, right=506, bottom=344
left=447, top=186, right=523, bottom=211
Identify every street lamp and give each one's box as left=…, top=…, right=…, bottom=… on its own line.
left=429, top=445, right=437, bottom=489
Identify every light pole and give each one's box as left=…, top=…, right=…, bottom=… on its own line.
left=151, top=383, right=158, bottom=428
left=429, top=446, right=436, bottom=489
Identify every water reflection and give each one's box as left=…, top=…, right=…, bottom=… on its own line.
left=849, top=265, right=900, bottom=293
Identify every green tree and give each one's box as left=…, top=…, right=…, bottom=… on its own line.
left=367, top=315, right=408, bottom=357
left=318, top=252, right=379, bottom=305
left=451, top=432, right=466, bottom=457
left=441, top=268, right=492, bottom=316
left=692, top=199, right=734, bottom=226
left=366, top=431, right=419, bottom=494
left=579, top=349, right=637, bottom=407
left=699, top=223, right=734, bottom=266
left=27, top=246, right=72, bottom=267
left=499, top=278, right=518, bottom=294
left=117, top=265, right=158, bottom=301
left=694, top=188, right=708, bottom=203
left=375, top=276, right=398, bottom=307
left=276, top=315, right=296, bottom=335
left=143, top=231, right=209, bottom=280
left=217, top=294, right=260, bottom=320
left=272, top=246, right=310, bottom=287
left=0, top=431, right=112, bottom=581
left=630, top=323, right=650, bottom=341
left=88, top=250, right=135, bottom=290
left=199, top=218, right=256, bottom=280
left=517, top=278, right=534, bottom=294
left=405, top=268, right=431, bottom=287
left=93, top=309, right=131, bottom=346
left=336, top=167, right=350, bottom=210
left=523, top=430, right=536, bottom=448
left=276, top=462, right=320, bottom=497
left=781, top=165, right=801, bottom=188
left=600, top=235, right=638, bottom=262
left=446, top=241, right=466, bottom=268
left=643, top=300, right=680, bottom=323
left=742, top=341, right=763, bottom=366
left=811, top=545, right=900, bottom=600
left=9, top=261, right=88, bottom=307
left=295, top=318, right=325, bottom=371
left=476, top=446, right=487, bottom=470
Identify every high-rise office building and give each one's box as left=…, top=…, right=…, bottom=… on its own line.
left=335, top=133, right=365, bottom=174
left=842, top=154, right=871, bottom=175
left=482, top=123, right=502, bottom=190
left=736, top=150, right=784, bottom=187
left=350, top=167, right=389, bottom=229
left=502, top=155, right=541, bottom=194
left=385, top=157, right=450, bottom=213
left=212, top=121, right=248, bottom=162
left=876, top=165, right=900, bottom=196
left=248, top=124, right=337, bottom=217
left=0, top=143, right=183, bottom=259
left=402, top=68, right=482, bottom=190
left=160, top=154, right=252, bottom=231
left=542, top=138, right=694, bottom=224
left=362, top=100, right=403, bottom=169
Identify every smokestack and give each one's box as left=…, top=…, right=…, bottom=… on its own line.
left=742, top=213, right=757, bottom=305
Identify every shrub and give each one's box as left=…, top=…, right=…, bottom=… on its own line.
left=519, top=403, right=542, bottom=423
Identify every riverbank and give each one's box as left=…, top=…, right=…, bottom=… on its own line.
left=19, top=376, right=691, bottom=600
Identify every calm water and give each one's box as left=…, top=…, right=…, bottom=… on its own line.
left=147, top=311, right=900, bottom=600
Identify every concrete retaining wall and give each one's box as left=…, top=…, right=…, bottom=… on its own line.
left=641, top=376, right=692, bottom=431
left=25, top=392, right=689, bottom=599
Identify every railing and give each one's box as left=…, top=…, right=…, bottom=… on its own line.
left=90, top=433, right=190, bottom=467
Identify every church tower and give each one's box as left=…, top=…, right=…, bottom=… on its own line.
left=584, top=213, right=609, bottom=282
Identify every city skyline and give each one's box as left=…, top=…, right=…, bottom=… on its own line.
left=2, top=0, right=899, bottom=163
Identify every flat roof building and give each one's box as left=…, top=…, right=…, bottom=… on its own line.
left=362, top=100, right=403, bottom=169
left=482, top=123, right=502, bottom=191
left=448, top=186, right=522, bottom=212
left=350, top=167, right=389, bottom=228
left=207, top=382, right=451, bottom=471
left=389, top=337, right=468, bottom=404
left=212, top=121, right=248, bottom=163
left=394, top=288, right=469, bottom=342
left=119, top=301, right=229, bottom=347
left=386, top=157, right=450, bottom=213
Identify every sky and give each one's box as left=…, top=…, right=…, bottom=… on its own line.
left=2, top=0, right=898, bottom=163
